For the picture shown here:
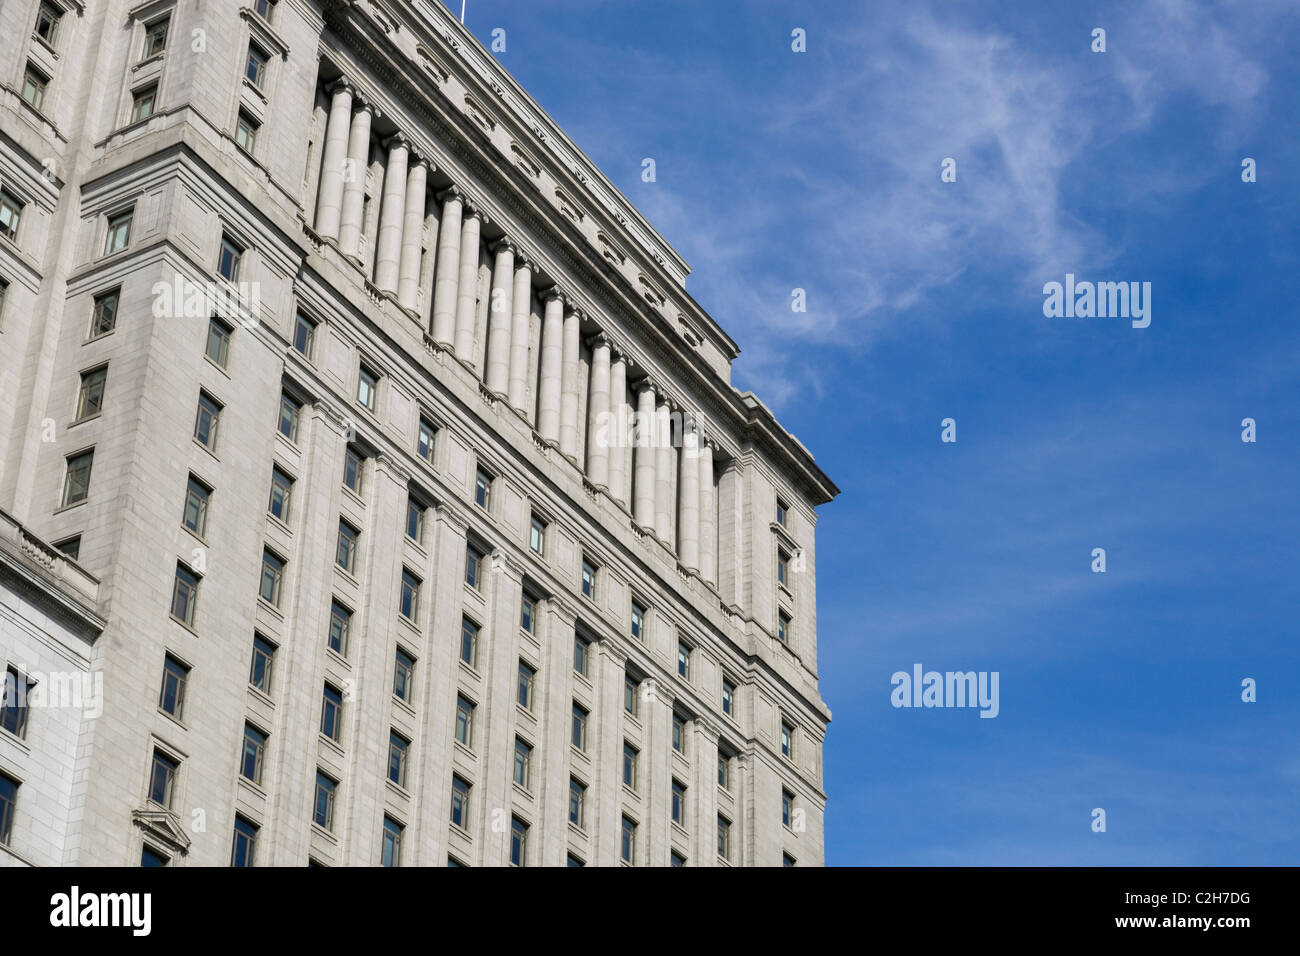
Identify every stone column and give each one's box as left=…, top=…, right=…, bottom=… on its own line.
left=536, top=291, right=564, bottom=443
left=479, top=549, right=523, bottom=863
left=592, top=641, right=625, bottom=864
left=507, top=259, right=532, bottom=415
left=453, top=207, right=483, bottom=362
left=633, top=381, right=656, bottom=528
left=373, top=136, right=409, bottom=293
left=559, top=304, right=582, bottom=462
left=314, top=82, right=353, bottom=241
left=338, top=101, right=373, bottom=260
left=679, top=421, right=701, bottom=572
left=692, top=720, right=720, bottom=865
left=654, top=399, right=673, bottom=542
left=430, top=189, right=463, bottom=344
left=396, top=157, right=429, bottom=312
left=699, top=437, right=716, bottom=584
left=608, top=353, right=628, bottom=507
left=485, top=240, right=515, bottom=394
left=586, top=334, right=612, bottom=488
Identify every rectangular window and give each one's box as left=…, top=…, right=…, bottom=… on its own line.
left=393, top=649, right=414, bottom=702
left=672, top=714, right=686, bottom=753
left=510, top=817, right=528, bottom=866
left=0, top=190, right=22, bottom=241
left=464, top=545, right=482, bottom=590
left=205, top=317, right=231, bottom=368
left=193, top=391, right=221, bottom=450
left=170, top=563, right=199, bottom=627
left=231, top=816, right=258, bottom=867
left=671, top=851, right=686, bottom=867
left=328, top=600, right=351, bottom=657
left=517, top=660, right=535, bottom=711
left=293, top=311, right=316, bottom=358
left=717, top=816, right=731, bottom=861
left=718, top=752, right=731, bottom=790
left=143, top=16, right=169, bottom=57
left=241, top=724, right=267, bottom=785
left=529, top=515, right=546, bottom=555
left=399, top=569, right=420, bottom=622
left=267, top=466, right=293, bottom=522
left=622, top=742, right=638, bottom=791
left=781, top=720, right=794, bottom=759
left=217, top=235, right=242, bottom=282
left=357, top=366, right=378, bottom=412
left=624, top=675, right=638, bottom=716
left=0, top=774, right=17, bottom=846
left=581, top=558, right=597, bottom=600
left=320, top=684, right=343, bottom=742
left=573, top=634, right=589, bottom=677
left=381, top=817, right=403, bottom=867
left=672, top=780, right=686, bottom=826
left=388, top=731, right=409, bottom=788
left=245, top=43, right=269, bottom=87
left=416, top=417, right=436, bottom=463
left=520, top=592, right=537, bottom=635
left=450, top=776, right=470, bottom=829
left=181, top=475, right=210, bottom=537
left=459, top=617, right=479, bottom=669
left=784, top=853, right=797, bottom=867
left=104, top=209, right=133, bottom=256
left=314, top=771, right=336, bottom=830
left=61, top=448, right=94, bottom=507
left=782, top=789, right=795, bottom=827
left=777, top=549, right=789, bottom=588
left=75, top=365, right=107, bottom=421
left=253, top=0, right=277, bottom=21
left=277, top=393, right=301, bottom=442
left=1, top=668, right=32, bottom=739
left=91, top=289, right=119, bottom=337
left=249, top=635, right=275, bottom=693
left=631, top=601, right=646, bottom=642
left=571, top=703, right=587, bottom=752
left=130, top=84, right=157, bottom=124
left=335, top=520, right=358, bottom=574
left=620, top=816, right=636, bottom=865
left=405, top=497, right=424, bottom=543
left=776, top=499, right=788, bottom=527
left=778, top=611, right=790, bottom=645
left=512, top=738, right=532, bottom=790
left=158, top=655, right=189, bottom=720
left=474, top=467, right=492, bottom=510
left=568, top=778, right=586, bottom=829
left=149, top=749, right=178, bottom=807
left=677, top=641, right=691, bottom=680
left=35, top=3, right=62, bottom=46
left=54, top=536, right=80, bottom=560
left=454, top=695, right=475, bottom=748
left=722, top=678, right=736, bottom=717
left=258, top=548, right=284, bottom=607
left=568, top=854, right=584, bottom=868
left=141, top=846, right=169, bottom=867
left=21, top=64, right=48, bottom=113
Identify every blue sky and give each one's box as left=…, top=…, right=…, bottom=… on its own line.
left=445, top=0, right=1300, bottom=864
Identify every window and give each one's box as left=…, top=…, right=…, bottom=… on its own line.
left=567, top=854, right=584, bottom=867
left=149, top=749, right=178, bottom=807
left=181, top=475, right=210, bottom=537
left=231, top=816, right=258, bottom=867
left=335, top=520, right=358, bottom=574
left=573, top=634, right=589, bottom=677
left=672, top=714, right=686, bottom=753
left=672, top=780, right=687, bottom=826
left=717, top=753, right=731, bottom=790
left=512, top=738, right=532, bottom=789
left=314, top=772, right=336, bottom=830
left=143, top=16, right=169, bottom=57
left=450, top=776, right=470, bottom=829
left=780, top=720, right=794, bottom=759
left=245, top=43, right=269, bottom=87
left=258, top=548, right=284, bottom=607
left=459, top=617, right=479, bottom=669
left=717, top=816, right=731, bottom=861
left=158, top=656, right=189, bottom=720
left=571, top=703, right=588, bottom=752
left=405, top=497, right=424, bottom=543
left=35, top=3, right=62, bottom=46
left=381, top=817, right=403, bottom=867
left=776, top=499, right=788, bottom=527
left=241, top=724, right=267, bottom=785
left=249, top=635, right=275, bottom=693
left=205, top=317, right=231, bottom=368
left=520, top=592, right=537, bottom=635
left=0, top=279, right=6, bottom=326
left=671, top=851, right=686, bottom=867
left=21, top=64, right=48, bottom=113
left=464, top=545, right=482, bottom=590
left=510, top=817, right=529, bottom=866
left=0, top=190, right=22, bottom=241
left=75, top=365, right=108, bottom=422
left=529, top=515, right=546, bottom=555
left=61, top=449, right=94, bottom=506
left=784, top=853, right=797, bottom=867
left=104, top=209, right=133, bottom=256
left=399, top=569, right=420, bottom=622
left=91, top=288, right=119, bottom=336
left=778, top=611, right=790, bottom=645
left=170, top=563, right=199, bottom=627
left=622, top=742, right=638, bottom=790
left=568, top=778, right=586, bottom=829
left=473, top=466, right=492, bottom=510
left=320, top=684, right=343, bottom=742
left=193, top=392, right=221, bottom=450
left=620, top=816, right=637, bottom=864
left=357, top=366, right=378, bottom=413
left=581, top=559, right=597, bottom=600
left=393, top=649, right=414, bottom=702
left=631, top=601, right=646, bottom=642
left=293, top=311, right=316, bottom=358
left=253, top=0, right=277, bottom=21
left=517, top=661, right=535, bottom=711
left=54, top=536, right=80, bottom=560
left=327, top=600, right=351, bottom=657
left=217, top=235, right=243, bottom=282
left=0, top=774, right=16, bottom=846
left=416, top=417, right=436, bottom=463
left=277, top=393, right=301, bottom=442
left=388, top=731, right=409, bottom=788
left=129, top=84, right=157, bottom=124
left=1, top=668, right=31, bottom=739
left=777, top=549, right=790, bottom=588
left=454, top=695, right=475, bottom=748
left=141, top=846, right=169, bottom=867
left=782, top=789, right=795, bottom=827
left=624, top=675, right=638, bottom=716
left=267, top=467, right=293, bottom=522
left=677, top=641, right=691, bottom=680
left=722, top=678, right=736, bottom=718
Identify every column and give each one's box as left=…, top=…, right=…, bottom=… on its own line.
left=507, top=259, right=532, bottom=415
left=314, top=82, right=353, bottom=241
left=559, top=304, right=582, bottom=461
left=396, top=157, right=429, bottom=312
left=654, top=398, right=673, bottom=542
left=373, top=136, right=409, bottom=293
left=453, top=207, right=483, bottom=362
left=485, top=240, right=515, bottom=394
left=692, top=721, right=721, bottom=865
left=536, top=291, right=564, bottom=443
left=338, top=101, right=373, bottom=260
left=633, top=381, right=656, bottom=528
left=592, top=641, right=625, bottom=864
left=479, top=549, right=523, bottom=863
left=430, top=189, right=463, bottom=344
left=608, top=353, right=628, bottom=507
left=586, top=334, right=612, bottom=488
left=679, top=421, right=701, bottom=571
left=699, top=438, right=716, bottom=584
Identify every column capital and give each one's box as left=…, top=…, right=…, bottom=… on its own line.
left=692, top=715, right=722, bottom=743
left=463, top=203, right=488, bottom=225
left=490, top=237, right=519, bottom=258
left=326, top=76, right=358, bottom=97
left=374, top=452, right=414, bottom=487
left=513, top=255, right=536, bottom=275
left=587, top=330, right=614, bottom=352
left=382, top=132, right=410, bottom=153
left=489, top=547, right=523, bottom=583
left=635, top=376, right=657, bottom=397
left=408, top=152, right=435, bottom=173
left=353, top=97, right=378, bottom=119
left=311, top=397, right=351, bottom=436
left=436, top=185, right=465, bottom=205
left=595, top=637, right=627, bottom=666
left=433, top=502, right=470, bottom=536
left=540, top=285, right=568, bottom=308
left=546, top=592, right=580, bottom=627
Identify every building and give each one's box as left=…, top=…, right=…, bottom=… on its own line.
left=0, top=0, right=838, bottom=867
